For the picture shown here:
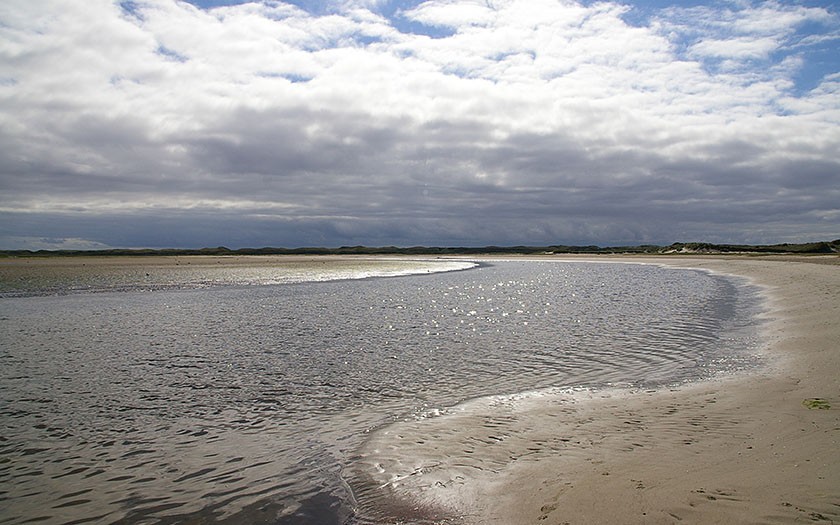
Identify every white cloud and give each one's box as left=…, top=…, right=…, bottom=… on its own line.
left=0, top=0, right=838, bottom=247
left=688, top=35, right=780, bottom=60
left=655, top=1, right=836, bottom=78
left=402, top=0, right=497, bottom=29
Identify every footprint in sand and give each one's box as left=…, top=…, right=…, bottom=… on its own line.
left=538, top=503, right=557, bottom=521
left=693, top=488, right=742, bottom=502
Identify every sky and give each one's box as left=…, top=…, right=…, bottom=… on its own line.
left=1, top=0, right=838, bottom=250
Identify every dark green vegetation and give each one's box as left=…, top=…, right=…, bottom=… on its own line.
left=2, top=240, right=838, bottom=258
left=665, top=240, right=840, bottom=254
left=802, top=398, right=831, bottom=410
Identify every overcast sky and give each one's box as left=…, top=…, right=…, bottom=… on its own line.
left=1, top=0, right=838, bottom=249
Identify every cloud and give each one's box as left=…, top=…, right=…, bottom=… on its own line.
left=400, top=0, right=497, bottom=28
left=0, top=236, right=115, bottom=251
left=0, top=0, right=838, bottom=249
left=655, top=1, right=837, bottom=75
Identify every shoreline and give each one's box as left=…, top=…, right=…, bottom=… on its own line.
left=353, top=255, right=839, bottom=524
left=0, top=255, right=478, bottom=298
left=3, top=254, right=837, bottom=522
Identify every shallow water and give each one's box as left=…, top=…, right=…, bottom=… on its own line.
left=0, top=259, right=763, bottom=524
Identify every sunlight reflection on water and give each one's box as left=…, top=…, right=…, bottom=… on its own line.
left=0, top=259, right=763, bottom=524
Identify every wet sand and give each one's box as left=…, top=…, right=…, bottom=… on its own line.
left=0, top=254, right=448, bottom=296
left=357, top=255, right=840, bottom=524
left=0, top=253, right=391, bottom=274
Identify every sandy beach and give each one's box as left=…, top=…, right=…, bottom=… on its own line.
left=3, top=254, right=837, bottom=523
left=358, top=255, right=840, bottom=524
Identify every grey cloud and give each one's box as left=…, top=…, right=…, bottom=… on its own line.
left=1, top=0, right=838, bottom=250
left=182, top=106, right=410, bottom=177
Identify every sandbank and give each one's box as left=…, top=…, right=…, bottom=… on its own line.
left=355, top=256, right=840, bottom=524
left=0, top=254, right=447, bottom=295
left=0, top=253, right=395, bottom=270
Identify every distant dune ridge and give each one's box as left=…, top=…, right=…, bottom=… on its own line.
left=2, top=239, right=839, bottom=257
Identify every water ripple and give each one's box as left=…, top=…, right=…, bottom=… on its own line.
left=0, top=260, right=763, bottom=524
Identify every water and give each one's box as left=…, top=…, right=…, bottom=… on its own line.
left=0, top=258, right=764, bottom=524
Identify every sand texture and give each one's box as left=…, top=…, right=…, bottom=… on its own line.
left=357, top=256, right=840, bottom=524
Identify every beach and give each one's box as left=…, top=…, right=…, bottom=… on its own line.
left=2, top=254, right=837, bottom=524
left=358, top=255, right=840, bottom=524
